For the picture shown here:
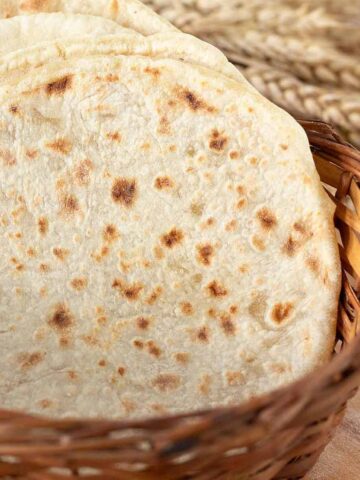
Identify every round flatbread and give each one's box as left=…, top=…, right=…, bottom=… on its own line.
left=0, top=51, right=340, bottom=418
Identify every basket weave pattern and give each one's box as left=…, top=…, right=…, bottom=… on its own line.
left=0, top=121, right=359, bottom=480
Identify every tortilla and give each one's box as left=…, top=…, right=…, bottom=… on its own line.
left=0, top=13, right=136, bottom=55
left=0, top=33, right=244, bottom=90
left=0, top=49, right=340, bottom=418
left=0, top=0, right=176, bottom=35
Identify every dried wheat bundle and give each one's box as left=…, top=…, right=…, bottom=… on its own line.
left=239, top=63, right=360, bottom=140
left=197, top=30, right=360, bottom=90
left=144, top=0, right=360, bottom=52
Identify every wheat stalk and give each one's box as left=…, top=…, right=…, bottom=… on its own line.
left=144, top=0, right=360, bottom=52
left=239, top=64, right=360, bottom=137
left=196, top=30, right=360, bottom=90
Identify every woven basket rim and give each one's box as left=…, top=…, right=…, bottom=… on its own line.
left=1, top=120, right=359, bottom=430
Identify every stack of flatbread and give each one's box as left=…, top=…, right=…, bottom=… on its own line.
left=0, top=0, right=340, bottom=419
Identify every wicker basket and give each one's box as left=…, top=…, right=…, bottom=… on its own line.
left=0, top=121, right=359, bottom=480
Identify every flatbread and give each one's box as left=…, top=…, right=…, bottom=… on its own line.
left=0, top=13, right=135, bottom=55
left=0, top=0, right=176, bottom=35
left=0, top=51, right=340, bottom=418
left=0, top=33, right=244, bottom=89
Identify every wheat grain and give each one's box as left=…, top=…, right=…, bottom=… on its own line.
left=239, top=64, right=360, bottom=141
left=198, top=30, right=360, bottom=90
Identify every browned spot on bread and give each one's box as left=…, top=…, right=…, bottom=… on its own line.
left=283, top=221, right=313, bottom=256
left=237, top=185, right=246, bottom=195
left=229, top=305, right=238, bottom=315
left=236, top=198, right=247, bottom=210
left=169, top=144, right=177, bottom=153
left=137, top=317, right=150, bottom=330
left=257, top=207, right=277, bottom=230
left=280, top=144, right=288, bottom=150
left=98, top=359, right=107, bottom=367
left=226, top=371, right=245, bottom=386
left=146, top=286, right=163, bottom=305
left=27, top=247, right=37, bottom=257
left=230, top=150, right=239, bottom=160
left=112, top=178, right=137, bottom=207
left=112, top=279, right=143, bottom=301
left=14, top=232, right=22, bottom=239
left=118, top=366, right=126, bottom=376
left=81, top=334, right=100, bottom=347
left=176, top=87, right=216, bottom=113
left=133, top=340, right=144, bottom=350
left=110, top=0, right=118, bottom=14
left=197, top=244, right=214, bottom=266
left=68, top=371, right=77, bottom=380
left=205, top=217, right=215, bottom=228
left=147, top=341, right=162, bottom=358
left=151, top=404, right=167, bottom=414
left=161, top=228, right=184, bottom=248
left=39, top=263, right=50, bottom=273
left=39, top=287, right=47, bottom=297
left=209, top=129, right=228, bottom=152
left=60, top=336, right=70, bottom=348
left=0, top=149, right=16, bottom=166
left=97, top=316, right=107, bottom=327
left=121, top=398, right=137, bottom=414
left=152, top=374, right=181, bottom=392
left=141, top=142, right=151, bottom=150
left=103, top=224, right=119, bottom=243
left=249, top=156, right=258, bottom=166
left=249, top=293, right=267, bottom=319
left=48, top=304, right=74, bottom=332
left=26, top=149, right=38, bottom=160
left=105, top=73, right=119, bottom=82
left=39, top=399, right=52, bottom=409
left=75, top=159, right=93, bottom=186
left=18, top=351, right=45, bottom=369
left=282, top=236, right=297, bottom=256
left=195, top=326, right=210, bottom=343
left=46, top=138, right=72, bottom=155
left=252, top=235, right=266, bottom=252
left=144, top=67, right=161, bottom=78
left=60, top=194, right=79, bottom=216
left=293, top=221, right=308, bottom=235
left=220, top=315, right=236, bottom=336
left=106, top=131, right=121, bottom=142
left=56, top=179, right=66, bottom=190
left=92, top=246, right=110, bottom=262
left=154, top=246, right=164, bottom=260
left=207, top=280, right=228, bottom=298
left=52, top=247, right=69, bottom=261
left=158, top=115, right=171, bottom=135
left=154, top=176, right=174, bottom=190
left=225, top=219, right=237, bottom=232
left=190, top=202, right=204, bottom=216
left=175, top=352, right=190, bottom=365
left=199, top=374, right=211, bottom=395
left=16, top=264, right=25, bottom=272
left=46, top=76, right=72, bottom=96
left=71, top=277, right=88, bottom=291
left=306, top=256, right=320, bottom=275
left=271, top=302, right=294, bottom=324
left=180, top=302, right=193, bottom=316
left=271, top=363, right=288, bottom=374
left=9, top=105, right=19, bottom=114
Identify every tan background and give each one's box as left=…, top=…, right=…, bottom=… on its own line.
left=307, top=391, right=360, bottom=479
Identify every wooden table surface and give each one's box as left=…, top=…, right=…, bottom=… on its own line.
left=306, top=391, right=360, bottom=479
